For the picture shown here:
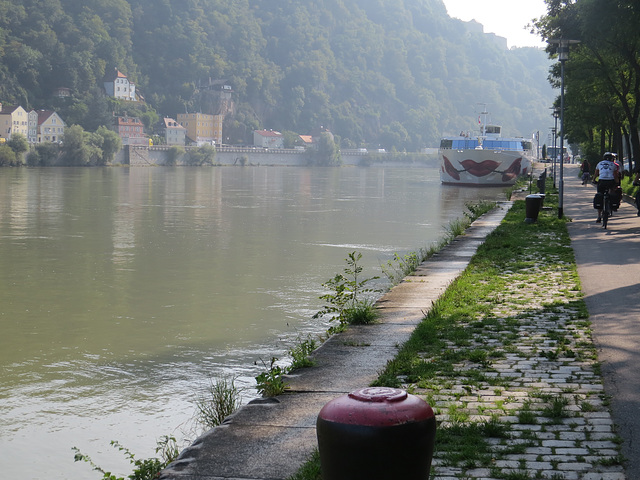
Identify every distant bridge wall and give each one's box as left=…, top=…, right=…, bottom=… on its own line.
left=114, top=146, right=437, bottom=168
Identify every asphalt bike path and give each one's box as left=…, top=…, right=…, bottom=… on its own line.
left=562, top=163, right=640, bottom=479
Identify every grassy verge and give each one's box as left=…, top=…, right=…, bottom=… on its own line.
left=288, top=185, right=624, bottom=479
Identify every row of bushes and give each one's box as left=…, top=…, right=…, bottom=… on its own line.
left=0, top=125, right=124, bottom=167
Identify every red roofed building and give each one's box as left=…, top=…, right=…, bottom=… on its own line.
left=113, top=115, right=147, bottom=145
left=36, top=110, right=66, bottom=143
left=298, top=135, right=313, bottom=146
left=104, top=68, right=137, bottom=102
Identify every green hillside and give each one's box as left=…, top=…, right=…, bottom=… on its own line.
left=0, top=0, right=554, bottom=150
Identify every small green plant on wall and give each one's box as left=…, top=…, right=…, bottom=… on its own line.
left=255, top=357, right=288, bottom=397
left=73, top=436, right=179, bottom=480
left=313, top=251, right=380, bottom=330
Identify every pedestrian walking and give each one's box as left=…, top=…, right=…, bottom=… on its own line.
left=580, top=159, right=590, bottom=185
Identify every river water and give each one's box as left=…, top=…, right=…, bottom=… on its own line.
left=0, top=166, right=506, bottom=479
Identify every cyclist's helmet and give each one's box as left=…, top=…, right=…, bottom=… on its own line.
left=603, top=152, right=617, bottom=161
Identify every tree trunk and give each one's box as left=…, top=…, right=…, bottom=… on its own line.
left=631, top=125, right=640, bottom=172
left=622, top=127, right=632, bottom=172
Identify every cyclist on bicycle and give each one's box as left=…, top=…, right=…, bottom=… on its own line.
left=594, top=152, right=619, bottom=223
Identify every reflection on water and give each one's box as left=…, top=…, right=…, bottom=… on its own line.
left=0, top=166, right=505, bottom=479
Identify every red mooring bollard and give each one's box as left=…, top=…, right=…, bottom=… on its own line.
left=316, top=387, right=436, bottom=480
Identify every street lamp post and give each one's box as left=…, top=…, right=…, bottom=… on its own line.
left=550, top=38, right=580, bottom=218
left=551, top=110, right=559, bottom=188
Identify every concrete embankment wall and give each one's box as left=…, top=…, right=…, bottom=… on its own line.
left=114, top=146, right=439, bottom=168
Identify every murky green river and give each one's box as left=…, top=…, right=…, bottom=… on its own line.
left=0, top=166, right=506, bottom=478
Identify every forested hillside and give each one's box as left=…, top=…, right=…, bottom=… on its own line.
left=0, top=0, right=554, bottom=150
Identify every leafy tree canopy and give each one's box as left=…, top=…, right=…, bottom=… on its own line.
left=535, top=0, right=640, bottom=169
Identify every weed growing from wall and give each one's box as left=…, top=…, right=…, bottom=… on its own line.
left=313, top=251, right=380, bottom=329
left=194, top=376, right=243, bottom=429
left=73, top=436, right=179, bottom=480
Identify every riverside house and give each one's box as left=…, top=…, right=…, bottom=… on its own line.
left=36, top=110, right=66, bottom=143
left=113, top=115, right=147, bottom=145
left=0, top=104, right=29, bottom=141
left=253, top=129, right=284, bottom=148
left=162, top=117, right=186, bottom=146
left=177, top=112, right=223, bottom=146
left=0, top=104, right=66, bottom=144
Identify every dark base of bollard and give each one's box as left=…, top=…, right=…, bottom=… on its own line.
left=317, top=418, right=436, bottom=480
left=525, top=194, right=543, bottom=223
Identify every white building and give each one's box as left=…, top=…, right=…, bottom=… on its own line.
left=104, top=68, right=137, bottom=102
left=28, top=110, right=38, bottom=144
left=253, top=129, right=284, bottom=148
left=163, top=117, right=186, bottom=145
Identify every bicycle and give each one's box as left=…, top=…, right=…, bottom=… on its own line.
left=602, top=188, right=612, bottom=229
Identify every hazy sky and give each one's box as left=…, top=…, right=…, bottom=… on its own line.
left=441, top=0, right=548, bottom=48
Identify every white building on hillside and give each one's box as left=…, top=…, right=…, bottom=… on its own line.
left=104, top=68, right=137, bottom=102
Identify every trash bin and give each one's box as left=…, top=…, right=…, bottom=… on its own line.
left=525, top=194, right=543, bottom=223
left=316, top=387, right=436, bottom=480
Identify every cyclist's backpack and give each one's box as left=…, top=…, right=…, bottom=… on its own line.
left=611, top=186, right=622, bottom=210
left=593, top=192, right=603, bottom=209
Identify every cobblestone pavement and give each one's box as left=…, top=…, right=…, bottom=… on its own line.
left=401, top=194, right=626, bottom=480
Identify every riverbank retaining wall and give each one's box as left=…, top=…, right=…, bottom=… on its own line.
left=114, top=146, right=438, bottom=168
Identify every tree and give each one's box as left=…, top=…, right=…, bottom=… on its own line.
left=535, top=0, right=640, bottom=169
left=61, top=125, right=91, bottom=166
left=0, top=144, right=17, bottom=166
left=186, top=144, right=216, bottom=165
left=5, top=133, right=28, bottom=166
left=379, top=121, right=409, bottom=152
left=282, top=130, right=302, bottom=148
left=166, top=145, right=184, bottom=166
left=26, top=143, right=60, bottom=166
left=7, top=133, right=29, bottom=158
left=95, top=126, right=123, bottom=164
left=26, top=150, right=41, bottom=167
left=313, top=132, right=341, bottom=166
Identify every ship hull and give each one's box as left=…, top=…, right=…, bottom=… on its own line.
left=439, top=149, right=531, bottom=186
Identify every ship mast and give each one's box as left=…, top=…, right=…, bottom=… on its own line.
left=478, top=103, right=489, bottom=138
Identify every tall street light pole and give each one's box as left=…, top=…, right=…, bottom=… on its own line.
left=550, top=38, right=580, bottom=219
left=559, top=47, right=567, bottom=218
left=552, top=110, right=559, bottom=189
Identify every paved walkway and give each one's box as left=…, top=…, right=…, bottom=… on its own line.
left=159, top=164, right=638, bottom=480
left=159, top=204, right=512, bottom=480
left=563, top=164, right=640, bottom=480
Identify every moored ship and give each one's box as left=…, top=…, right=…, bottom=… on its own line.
left=439, top=108, right=534, bottom=186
